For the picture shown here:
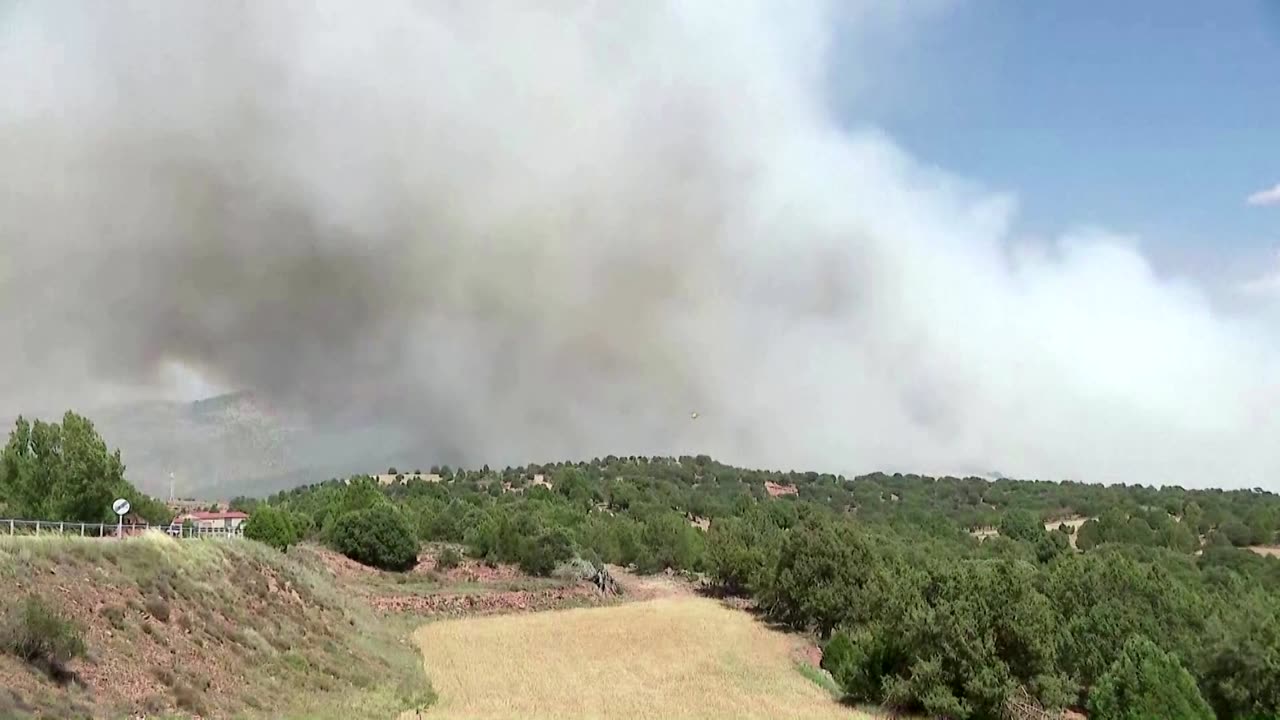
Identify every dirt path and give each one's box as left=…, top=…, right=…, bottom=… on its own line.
left=605, top=565, right=696, bottom=600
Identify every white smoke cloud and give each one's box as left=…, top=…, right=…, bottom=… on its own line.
left=0, top=0, right=1276, bottom=488
left=1247, top=184, right=1280, bottom=207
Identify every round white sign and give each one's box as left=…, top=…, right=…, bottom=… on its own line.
left=112, top=498, right=131, bottom=516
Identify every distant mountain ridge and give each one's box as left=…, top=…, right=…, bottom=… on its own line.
left=87, top=391, right=307, bottom=499
left=84, top=390, right=424, bottom=499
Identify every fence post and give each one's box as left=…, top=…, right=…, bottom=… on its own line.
left=80, top=523, right=85, bottom=537
left=7, top=519, right=12, bottom=535
left=59, top=521, right=65, bottom=534
left=35, top=521, right=40, bottom=535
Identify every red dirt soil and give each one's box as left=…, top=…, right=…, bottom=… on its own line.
left=370, top=585, right=603, bottom=616
left=413, top=552, right=524, bottom=583
left=307, top=545, right=379, bottom=577
left=6, top=561, right=304, bottom=717
left=307, top=545, right=526, bottom=584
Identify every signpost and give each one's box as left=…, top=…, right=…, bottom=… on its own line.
left=112, top=498, right=131, bottom=538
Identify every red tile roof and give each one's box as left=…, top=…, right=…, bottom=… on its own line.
left=764, top=481, right=799, bottom=498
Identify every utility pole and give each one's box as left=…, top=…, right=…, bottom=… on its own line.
left=169, top=472, right=176, bottom=503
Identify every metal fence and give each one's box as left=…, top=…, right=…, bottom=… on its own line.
left=0, top=518, right=244, bottom=540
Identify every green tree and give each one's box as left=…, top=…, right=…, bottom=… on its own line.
left=1036, top=529, right=1071, bottom=563
left=999, top=509, right=1044, bottom=544
left=243, top=505, right=298, bottom=552
left=1158, top=521, right=1200, bottom=554
left=328, top=505, right=419, bottom=571
left=0, top=412, right=146, bottom=523
left=1088, top=636, right=1212, bottom=720
left=1076, top=518, right=1103, bottom=551
left=1245, top=507, right=1278, bottom=546
left=1217, top=518, right=1254, bottom=547
left=1198, top=590, right=1280, bottom=718
left=822, top=626, right=905, bottom=703
left=1182, top=502, right=1203, bottom=533
left=1046, top=551, right=1207, bottom=692
left=637, top=512, right=704, bottom=574
left=518, top=527, right=574, bottom=576
left=705, top=513, right=781, bottom=595
left=228, top=496, right=260, bottom=514
left=767, top=519, right=884, bottom=637
left=339, top=477, right=390, bottom=515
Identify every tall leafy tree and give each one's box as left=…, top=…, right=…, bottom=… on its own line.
left=1, top=412, right=136, bottom=523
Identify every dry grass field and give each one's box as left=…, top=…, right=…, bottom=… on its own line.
left=409, top=595, right=869, bottom=720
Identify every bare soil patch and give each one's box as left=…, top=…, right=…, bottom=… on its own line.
left=372, top=585, right=603, bottom=616
left=1, top=536, right=430, bottom=719
left=307, top=544, right=379, bottom=578
left=413, top=552, right=523, bottom=583
left=606, top=565, right=697, bottom=600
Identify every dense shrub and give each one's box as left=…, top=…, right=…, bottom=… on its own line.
left=243, top=505, right=299, bottom=551
left=1197, top=590, right=1280, bottom=718
left=517, top=528, right=574, bottom=576
left=435, top=546, right=462, bottom=570
left=1035, top=529, right=1071, bottom=563
left=327, top=505, right=419, bottom=571
left=1217, top=519, right=1255, bottom=547
left=0, top=596, right=87, bottom=673
left=998, top=509, right=1043, bottom=543
left=144, top=597, right=171, bottom=623
left=1046, top=550, right=1208, bottom=692
left=766, top=519, right=885, bottom=637
left=704, top=512, right=782, bottom=595
left=822, top=626, right=905, bottom=702
left=635, top=512, right=704, bottom=574
left=826, top=558, right=1071, bottom=717
left=1088, top=636, right=1212, bottom=720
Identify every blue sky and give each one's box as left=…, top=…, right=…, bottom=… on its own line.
left=832, top=1, right=1280, bottom=284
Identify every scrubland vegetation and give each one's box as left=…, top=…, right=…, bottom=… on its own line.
left=250, top=455, right=1280, bottom=719
left=6, top=411, right=1280, bottom=719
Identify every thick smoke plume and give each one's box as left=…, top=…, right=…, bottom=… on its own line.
left=1, top=1, right=1276, bottom=488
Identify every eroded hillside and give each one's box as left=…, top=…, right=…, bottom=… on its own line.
left=0, top=534, right=431, bottom=719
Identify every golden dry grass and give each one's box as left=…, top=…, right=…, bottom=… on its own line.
left=410, top=596, right=870, bottom=720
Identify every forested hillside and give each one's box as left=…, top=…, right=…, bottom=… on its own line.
left=247, top=455, right=1280, bottom=719
left=250, top=455, right=1280, bottom=549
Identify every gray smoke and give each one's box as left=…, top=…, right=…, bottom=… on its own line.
left=1, top=0, right=1277, bottom=489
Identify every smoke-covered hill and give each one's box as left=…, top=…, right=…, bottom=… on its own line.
left=91, top=391, right=405, bottom=498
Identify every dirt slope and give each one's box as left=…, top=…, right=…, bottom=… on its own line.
left=0, top=534, right=430, bottom=720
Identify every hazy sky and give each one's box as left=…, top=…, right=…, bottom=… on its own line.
left=0, top=1, right=1277, bottom=488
